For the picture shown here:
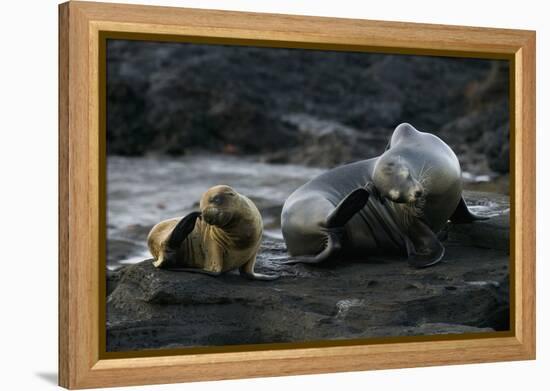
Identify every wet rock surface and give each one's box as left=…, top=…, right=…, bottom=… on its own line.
left=106, top=191, right=510, bottom=352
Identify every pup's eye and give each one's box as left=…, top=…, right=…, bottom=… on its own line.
left=210, top=194, right=224, bottom=204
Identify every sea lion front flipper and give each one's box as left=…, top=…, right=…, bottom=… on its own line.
left=326, top=187, right=370, bottom=227
left=449, top=197, right=489, bottom=224
left=405, top=218, right=445, bottom=268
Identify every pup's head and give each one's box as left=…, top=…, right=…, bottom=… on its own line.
left=199, top=185, right=241, bottom=227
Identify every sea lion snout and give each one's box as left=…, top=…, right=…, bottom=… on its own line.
left=407, top=183, right=424, bottom=203
left=390, top=181, right=424, bottom=203
left=380, top=179, right=424, bottom=204
left=202, top=206, right=233, bottom=226
left=202, top=207, right=219, bottom=224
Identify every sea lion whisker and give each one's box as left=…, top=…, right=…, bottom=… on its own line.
left=422, top=165, right=435, bottom=179
left=418, top=165, right=434, bottom=190
left=418, top=160, right=427, bottom=179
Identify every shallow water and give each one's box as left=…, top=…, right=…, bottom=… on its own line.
left=107, top=155, right=503, bottom=269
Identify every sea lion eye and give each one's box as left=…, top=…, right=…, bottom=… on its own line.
left=382, top=165, right=394, bottom=174
left=210, top=194, right=224, bottom=204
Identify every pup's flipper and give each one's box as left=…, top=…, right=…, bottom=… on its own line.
left=238, top=255, right=280, bottom=280
left=239, top=269, right=280, bottom=281
left=450, top=197, right=489, bottom=224
left=154, top=211, right=201, bottom=269
left=166, top=267, right=222, bottom=277
left=405, top=218, right=445, bottom=268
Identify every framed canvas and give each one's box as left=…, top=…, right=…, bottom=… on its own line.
left=58, top=1, right=536, bottom=389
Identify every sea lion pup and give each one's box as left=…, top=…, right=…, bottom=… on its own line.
left=148, top=185, right=278, bottom=280
left=281, top=123, right=486, bottom=268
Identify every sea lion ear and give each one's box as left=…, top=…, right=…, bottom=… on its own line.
left=404, top=218, right=445, bottom=268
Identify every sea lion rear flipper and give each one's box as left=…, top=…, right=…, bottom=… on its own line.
left=154, top=211, right=201, bottom=269
left=326, top=187, right=370, bottom=227
left=284, top=187, right=369, bottom=265
left=239, top=269, right=280, bottom=281
left=450, top=197, right=489, bottom=224
left=166, top=211, right=202, bottom=250
left=281, top=228, right=343, bottom=265
left=405, top=218, right=445, bottom=268
left=239, top=256, right=279, bottom=280
left=167, top=267, right=222, bottom=277
left=243, top=273, right=279, bottom=281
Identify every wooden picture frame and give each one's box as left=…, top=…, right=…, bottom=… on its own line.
left=58, top=1, right=536, bottom=388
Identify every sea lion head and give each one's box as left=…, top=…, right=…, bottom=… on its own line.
left=373, top=155, right=424, bottom=204
left=200, top=185, right=242, bottom=228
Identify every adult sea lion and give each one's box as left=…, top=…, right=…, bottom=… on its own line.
left=148, top=185, right=277, bottom=280
left=281, top=123, right=485, bottom=268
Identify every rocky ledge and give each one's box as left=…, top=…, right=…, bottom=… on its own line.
left=106, top=191, right=510, bottom=352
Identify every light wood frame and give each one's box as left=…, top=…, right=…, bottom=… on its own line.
left=59, top=1, right=536, bottom=389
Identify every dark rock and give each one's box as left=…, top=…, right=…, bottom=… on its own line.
left=262, top=114, right=387, bottom=167
left=107, top=41, right=509, bottom=174
left=106, top=239, right=136, bottom=265
left=106, top=269, right=123, bottom=296
left=485, top=124, right=510, bottom=174
left=449, top=191, right=510, bottom=251
left=106, top=191, right=510, bottom=352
